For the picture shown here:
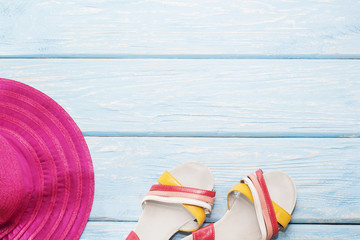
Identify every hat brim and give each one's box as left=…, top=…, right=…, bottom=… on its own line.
left=0, top=78, right=94, bottom=239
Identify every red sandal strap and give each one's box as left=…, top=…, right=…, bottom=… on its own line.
left=126, top=231, right=140, bottom=240
left=150, top=184, right=216, bottom=197
left=256, top=169, right=279, bottom=235
left=192, top=223, right=215, bottom=240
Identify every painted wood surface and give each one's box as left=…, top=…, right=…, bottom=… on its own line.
left=2, top=0, right=360, bottom=239
left=1, top=0, right=360, bottom=56
left=1, top=59, right=360, bottom=137
left=81, top=222, right=360, bottom=240
left=86, top=137, right=360, bottom=223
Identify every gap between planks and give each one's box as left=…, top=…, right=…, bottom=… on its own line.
left=83, top=132, right=360, bottom=138
left=1, top=54, right=360, bottom=59
left=86, top=220, right=360, bottom=226
left=81, top=222, right=360, bottom=239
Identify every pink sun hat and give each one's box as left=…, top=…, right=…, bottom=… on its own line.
left=0, top=78, right=95, bottom=239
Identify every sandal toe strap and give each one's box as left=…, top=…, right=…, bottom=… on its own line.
left=141, top=171, right=216, bottom=232
left=192, top=223, right=215, bottom=240
left=227, top=169, right=293, bottom=240
left=126, top=231, right=140, bottom=240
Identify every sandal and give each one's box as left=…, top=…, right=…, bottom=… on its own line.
left=183, top=169, right=296, bottom=240
left=126, top=162, right=216, bottom=240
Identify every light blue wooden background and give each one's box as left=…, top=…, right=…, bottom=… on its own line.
left=1, top=0, right=360, bottom=239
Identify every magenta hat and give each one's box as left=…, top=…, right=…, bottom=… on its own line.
left=0, top=78, right=95, bottom=239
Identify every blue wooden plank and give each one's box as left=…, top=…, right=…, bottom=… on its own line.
left=81, top=222, right=360, bottom=240
left=1, top=59, right=360, bottom=137
left=0, top=0, right=360, bottom=56
left=86, top=137, right=360, bottom=223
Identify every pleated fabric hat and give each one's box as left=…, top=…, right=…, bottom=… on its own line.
left=0, top=78, right=95, bottom=239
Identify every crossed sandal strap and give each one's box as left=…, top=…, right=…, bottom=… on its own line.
left=227, top=169, right=293, bottom=240
left=141, top=171, right=216, bottom=232
left=147, top=185, right=215, bottom=205
left=243, top=176, right=268, bottom=240
left=248, top=173, right=274, bottom=240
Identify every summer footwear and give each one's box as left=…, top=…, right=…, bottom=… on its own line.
left=183, top=169, right=296, bottom=240
left=126, top=162, right=216, bottom=240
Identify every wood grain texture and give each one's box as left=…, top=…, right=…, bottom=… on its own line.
left=1, top=0, right=360, bottom=56
left=1, top=59, right=360, bottom=137
left=80, top=222, right=360, bottom=240
left=86, top=137, right=360, bottom=223
left=2, top=0, right=359, bottom=239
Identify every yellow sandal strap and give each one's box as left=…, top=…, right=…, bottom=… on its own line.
left=157, top=171, right=206, bottom=232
